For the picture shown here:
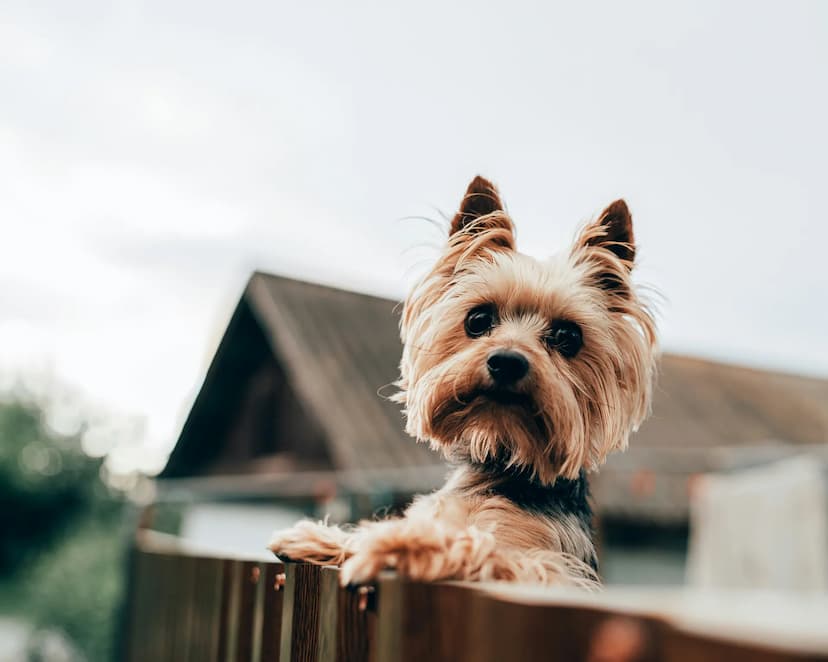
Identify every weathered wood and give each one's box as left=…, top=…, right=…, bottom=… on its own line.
left=279, top=562, right=322, bottom=662
left=317, top=567, right=339, bottom=662
left=159, top=552, right=184, bottom=662
left=125, top=547, right=152, bottom=662
left=374, top=575, right=474, bottom=662
left=150, top=551, right=172, bottom=661
left=235, top=560, right=264, bottom=662
left=466, top=595, right=662, bottom=662
left=317, top=567, right=376, bottom=662
left=190, top=556, right=225, bottom=662
left=336, top=577, right=376, bottom=662
left=664, top=628, right=827, bottom=662
left=260, top=562, right=285, bottom=662
left=173, top=553, right=197, bottom=662
left=123, top=538, right=828, bottom=662
left=373, top=574, right=400, bottom=662
left=217, top=559, right=238, bottom=662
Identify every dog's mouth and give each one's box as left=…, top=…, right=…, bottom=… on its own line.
left=430, top=386, right=551, bottom=445
left=430, top=386, right=544, bottom=434
left=471, top=388, right=534, bottom=408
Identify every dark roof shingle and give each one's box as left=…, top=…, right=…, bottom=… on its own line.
left=245, top=272, right=437, bottom=471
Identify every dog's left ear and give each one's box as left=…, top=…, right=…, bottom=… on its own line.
left=450, top=176, right=505, bottom=235
left=448, top=176, right=515, bottom=253
left=580, top=199, right=635, bottom=266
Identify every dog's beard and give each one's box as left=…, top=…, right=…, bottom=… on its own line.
left=427, top=387, right=568, bottom=482
left=431, top=388, right=543, bottom=438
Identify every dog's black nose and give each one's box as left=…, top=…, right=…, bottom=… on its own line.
left=487, top=350, right=529, bottom=385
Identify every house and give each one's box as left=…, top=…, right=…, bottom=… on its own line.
left=156, top=272, right=828, bottom=578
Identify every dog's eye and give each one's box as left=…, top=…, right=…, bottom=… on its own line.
left=546, top=320, right=583, bottom=358
left=465, top=305, right=497, bottom=337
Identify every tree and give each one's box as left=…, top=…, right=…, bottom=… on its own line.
left=0, top=395, right=128, bottom=661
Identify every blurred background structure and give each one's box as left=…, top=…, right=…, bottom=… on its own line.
left=1, top=1, right=827, bottom=659
left=156, top=273, right=828, bottom=588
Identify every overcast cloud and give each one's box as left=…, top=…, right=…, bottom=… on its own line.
left=1, top=1, right=826, bottom=473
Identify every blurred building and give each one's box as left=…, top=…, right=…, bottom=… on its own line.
left=156, top=272, right=828, bottom=582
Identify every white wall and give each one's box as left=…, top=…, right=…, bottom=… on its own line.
left=178, top=502, right=304, bottom=557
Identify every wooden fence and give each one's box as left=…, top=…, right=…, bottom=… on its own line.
left=123, top=531, right=828, bottom=662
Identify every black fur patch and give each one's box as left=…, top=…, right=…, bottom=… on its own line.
left=463, top=460, right=597, bottom=570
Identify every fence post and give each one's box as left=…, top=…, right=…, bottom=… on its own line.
left=279, top=562, right=322, bottom=662
left=317, top=566, right=376, bottom=662
left=259, top=561, right=286, bottom=662
left=234, top=560, right=265, bottom=662
left=187, top=556, right=225, bottom=662
left=374, top=575, right=474, bottom=662
left=374, top=573, right=401, bottom=662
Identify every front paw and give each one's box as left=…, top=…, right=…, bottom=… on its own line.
left=339, top=539, right=456, bottom=586
left=339, top=548, right=392, bottom=586
left=338, top=526, right=498, bottom=586
left=269, top=519, right=351, bottom=566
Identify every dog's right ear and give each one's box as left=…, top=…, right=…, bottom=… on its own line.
left=448, top=176, right=515, bottom=251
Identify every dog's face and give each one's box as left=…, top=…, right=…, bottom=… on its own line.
left=394, top=176, right=657, bottom=483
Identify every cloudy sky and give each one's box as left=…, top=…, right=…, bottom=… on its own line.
left=1, top=1, right=826, bottom=473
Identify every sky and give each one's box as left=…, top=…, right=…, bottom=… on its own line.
left=1, top=1, right=826, bottom=475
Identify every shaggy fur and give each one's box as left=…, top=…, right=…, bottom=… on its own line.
left=270, top=175, right=658, bottom=587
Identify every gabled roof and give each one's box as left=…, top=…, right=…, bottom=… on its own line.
left=597, top=356, right=828, bottom=523
left=244, top=273, right=436, bottom=471
left=161, top=272, right=439, bottom=480
left=641, top=354, right=828, bottom=449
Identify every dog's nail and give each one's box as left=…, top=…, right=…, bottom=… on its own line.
left=357, top=585, right=375, bottom=611
left=274, top=573, right=286, bottom=591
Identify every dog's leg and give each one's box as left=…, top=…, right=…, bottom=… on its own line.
left=340, top=519, right=593, bottom=586
left=339, top=490, right=599, bottom=587
left=339, top=515, right=495, bottom=585
left=269, top=519, right=354, bottom=566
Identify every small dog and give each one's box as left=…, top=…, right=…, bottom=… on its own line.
left=270, top=176, right=657, bottom=586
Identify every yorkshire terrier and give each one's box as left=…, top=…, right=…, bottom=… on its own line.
left=269, top=176, right=657, bottom=587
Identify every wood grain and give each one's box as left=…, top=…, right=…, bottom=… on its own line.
left=122, top=539, right=828, bottom=662
left=279, top=562, right=322, bottom=662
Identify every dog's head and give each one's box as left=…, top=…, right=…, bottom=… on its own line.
left=394, top=176, right=658, bottom=483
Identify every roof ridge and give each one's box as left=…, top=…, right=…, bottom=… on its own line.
left=249, top=270, right=401, bottom=307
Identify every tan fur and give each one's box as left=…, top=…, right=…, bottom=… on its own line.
left=271, top=467, right=596, bottom=587
left=270, top=176, right=658, bottom=587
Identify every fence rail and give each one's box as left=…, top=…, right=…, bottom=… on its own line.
left=123, top=531, right=828, bottom=662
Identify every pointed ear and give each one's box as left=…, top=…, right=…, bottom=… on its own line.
left=450, top=176, right=506, bottom=235
left=584, top=199, right=635, bottom=265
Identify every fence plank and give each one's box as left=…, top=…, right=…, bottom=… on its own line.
left=123, top=538, right=828, bottom=662
left=125, top=547, right=151, bottom=662
left=148, top=551, right=169, bottom=661
left=468, top=594, right=667, bottom=662
left=317, top=567, right=376, bottom=662
left=335, top=576, right=376, bottom=662
left=235, top=560, right=264, bottom=662
left=279, top=562, right=322, bottom=662
left=665, top=628, right=825, bottom=662
left=159, top=553, right=183, bottom=662
left=260, top=562, right=286, bottom=662
left=191, top=556, right=225, bottom=662
left=374, top=576, right=473, bottom=662
left=218, top=559, right=239, bottom=662
left=317, top=568, right=339, bottom=662
left=373, top=574, right=401, bottom=662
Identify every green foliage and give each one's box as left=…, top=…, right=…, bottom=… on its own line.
left=0, top=394, right=131, bottom=661
left=22, top=512, right=129, bottom=662
left=0, top=398, right=103, bottom=572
